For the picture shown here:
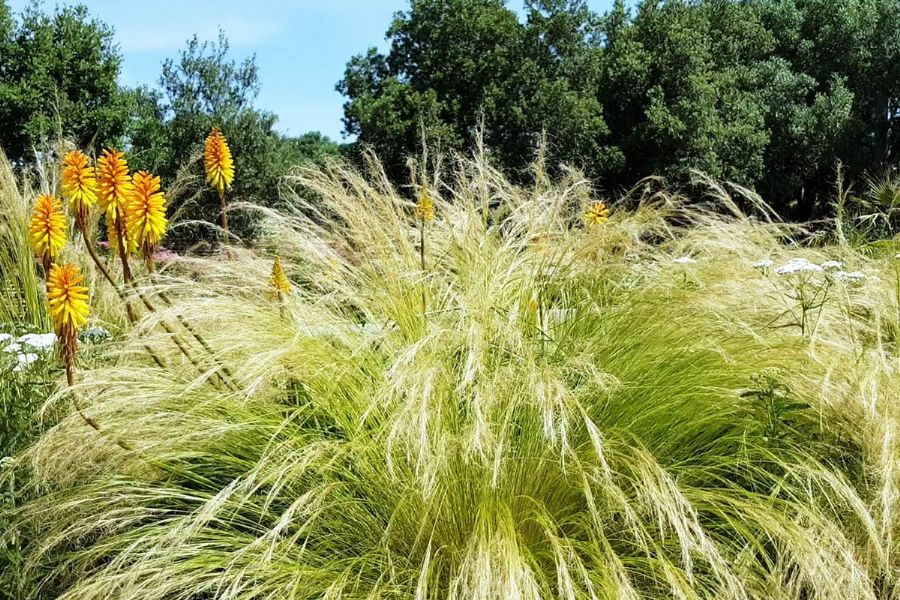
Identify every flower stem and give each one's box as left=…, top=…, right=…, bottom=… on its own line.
left=219, top=188, right=229, bottom=237
left=419, top=218, right=427, bottom=320
left=77, top=217, right=168, bottom=371
left=113, top=213, right=133, bottom=285
left=147, top=262, right=238, bottom=389
left=127, top=280, right=237, bottom=392
left=63, top=334, right=132, bottom=452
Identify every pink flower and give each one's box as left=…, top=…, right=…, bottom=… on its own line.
left=152, top=248, right=178, bottom=263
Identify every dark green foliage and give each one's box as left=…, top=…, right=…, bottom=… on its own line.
left=339, top=0, right=620, bottom=183
left=741, top=369, right=810, bottom=443
left=338, top=0, right=900, bottom=215
left=0, top=1, right=128, bottom=164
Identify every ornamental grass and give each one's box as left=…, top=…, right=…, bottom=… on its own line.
left=10, top=151, right=900, bottom=600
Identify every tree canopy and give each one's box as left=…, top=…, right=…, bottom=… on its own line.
left=339, top=0, right=900, bottom=217
left=0, top=1, right=127, bottom=163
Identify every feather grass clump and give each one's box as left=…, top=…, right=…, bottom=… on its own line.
left=14, top=152, right=900, bottom=599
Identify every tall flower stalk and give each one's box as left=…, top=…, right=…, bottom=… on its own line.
left=47, top=263, right=134, bottom=450
left=204, top=127, right=235, bottom=237
left=45, top=263, right=107, bottom=437
left=97, top=148, right=136, bottom=283
left=62, top=150, right=168, bottom=370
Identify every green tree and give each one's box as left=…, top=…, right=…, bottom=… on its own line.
left=757, top=0, right=900, bottom=213
left=596, top=0, right=858, bottom=214
left=127, top=32, right=340, bottom=249
left=338, top=0, right=618, bottom=182
left=339, top=0, right=900, bottom=217
left=0, top=1, right=127, bottom=164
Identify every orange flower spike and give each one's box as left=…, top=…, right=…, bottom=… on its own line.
left=96, top=148, right=134, bottom=219
left=29, top=195, right=67, bottom=268
left=204, top=127, right=235, bottom=194
left=269, top=256, right=291, bottom=297
left=416, top=186, right=435, bottom=222
left=584, top=201, right=611, bottom=226
left=128, top=171, right=168, bottom=255
left=47, top=262, right=90, bottom=334
left=61, top=150, right=98, bottom=226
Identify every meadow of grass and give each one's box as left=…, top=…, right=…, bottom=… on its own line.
left=3, top=147, right=900, bottom=598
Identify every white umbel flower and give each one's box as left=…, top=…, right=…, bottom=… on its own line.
left=834, top=270, right=866, bottom=284
left=775, top=258, right=823, bottom=275
left=17, top=332, right=57, bottom=351
left=12, top=352, right=39, bottom=372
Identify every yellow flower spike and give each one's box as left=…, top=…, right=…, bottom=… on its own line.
left=269, top=256, right=291, bottom=297
left=204, top=127, right=234, bottom=194
left=96, top=148, right=134, bottom=219
left=47, top=263, right=90, bottom=334
left=584, top=201, right=610, bottom=226
left=415, top=186, right=435, bottom=222
left=29, top=195, right=67, bottom=267
left=128, top=171, right=168, bottom=255
left=61, top=150, right=98, bottom=224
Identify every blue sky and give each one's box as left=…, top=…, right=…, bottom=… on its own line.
left=9, top=0, right=619, bottom=141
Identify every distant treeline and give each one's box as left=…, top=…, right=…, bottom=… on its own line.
left=1, top=0, right=898, bottom=229
left=339, top=0, right=900, bottom=218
